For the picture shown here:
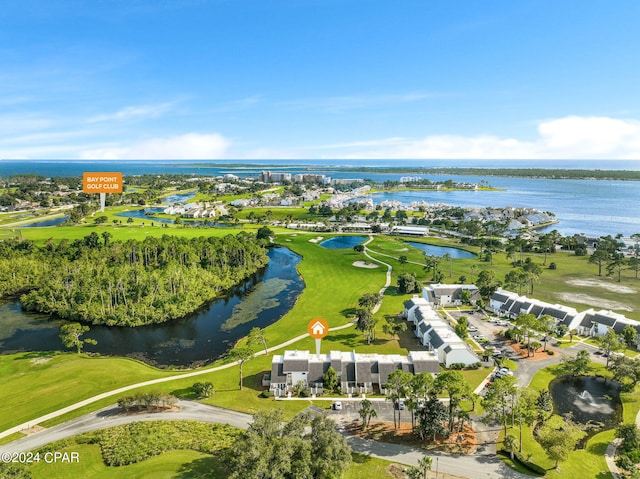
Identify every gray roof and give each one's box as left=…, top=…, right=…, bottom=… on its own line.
left=428, top=330, right=445, bottom=350
left=308, top=361, right=329, bottom=384
left=412, top=358, right=440, bottom=374
left=542, top=307, right=567, bottom=320
left=491, top=291, right=510, bottom=303
left=580, top=312, right=596, bottom=328
left=418, top=322, right=429, bottom=334
left=283, top=358, right=309, bottom=373
left=270, top=362, right=286, bottom=384
left=593, top=313, right=617, bottom=327
left=501, top=298, right=515, bottom=311
left=356, top=360, right=372, bottom=384
left=378, top=362, right=395, bottom=385
left=529, top=304, right=544, bottom=317
left=342, top=362, right=356, bottom=382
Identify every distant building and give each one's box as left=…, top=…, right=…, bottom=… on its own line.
left=422, top=284, right=480, bottom=306
left=390, top=225, right=429, bottom=236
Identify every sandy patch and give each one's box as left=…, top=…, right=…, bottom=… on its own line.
left=566, top=278, right=635, bottom=294
left=556, top=292, right=633, bottom=312
left=353, top=261, right=379, bottom=269
left=395, top=247, right=409, bottom=252
left=308, top=236, right=324, bottom=243
left=30, top=357, right=52, bottom=365
left=23, top=425, right=46, bottom=435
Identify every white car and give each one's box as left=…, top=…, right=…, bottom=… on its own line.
left=467, top=326, right=479, bottom=332
left=332, top=401, right=342, bottom=411
left=472, top=334, right=485, bottom=341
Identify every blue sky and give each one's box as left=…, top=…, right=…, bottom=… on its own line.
left=1, top=0, right=640, bottom=160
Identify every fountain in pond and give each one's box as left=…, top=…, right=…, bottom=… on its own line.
left=549, top=376, right=621, bottom=445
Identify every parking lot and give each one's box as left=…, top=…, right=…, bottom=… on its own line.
left=325, top=399, right=405, bottom=423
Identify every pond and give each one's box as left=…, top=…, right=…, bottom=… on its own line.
left=19, top=216, right=69, bottom=228
left=0, top=247, right=303, bottom=368
left=549, top=375, right=622, bottom=443
left=114, top=208, right=175, bottom=224
left=114, top=208, right=233, bottom=227
left=319, top=236, right=367, bottom=249
left=406, top=242, right=476, bottom=259
left=162, top=191, right=196, bottom=203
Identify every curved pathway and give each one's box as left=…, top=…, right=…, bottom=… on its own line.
left=0, top=236, right=392, bottom=440
left=362, top=235, right=393, bottom=313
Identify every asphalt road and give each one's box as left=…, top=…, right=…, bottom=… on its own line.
left=0, top=399, right=531, bottom=479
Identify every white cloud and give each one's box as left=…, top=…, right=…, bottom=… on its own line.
left=80, top=132, right=231, bottom=160
left=324, top=116, right=640, bottom=160
left=87, top=102, right=176, bottom=123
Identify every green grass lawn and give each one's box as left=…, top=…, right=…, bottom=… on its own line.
left=0, top=352, right=180, bottom=432
left=498, top=362, right=640, bottom=479
left=29, top=445, right=222, bottom=479
left=26, top=444, right=397, bottom=479
left=4, top=225, right=640, bottom=447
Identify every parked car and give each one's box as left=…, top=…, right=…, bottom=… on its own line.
left=467, top=326, right=479, bottom=332
left=332, top=401, right=342, bottom=411
left=495, top=367, right=514, bottom=379
left=472, top=334, right=485, bottom=341
left=496, top=320, right=508, bottom=326
left=396, top=400, right=405, bottom=410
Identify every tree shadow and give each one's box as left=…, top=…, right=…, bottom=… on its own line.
left=330, top=332, right=361, bottom=348
left=243, top=371, right=267, bottom=392
left=175, top=454, right=228, bottom=478
left=383, top=286, right=402, bottom=296
left=340, top=307, right=356, bottom=318
left=398, top=327, right=424, bottom=351
left=170, top=386, right=197, bottom=400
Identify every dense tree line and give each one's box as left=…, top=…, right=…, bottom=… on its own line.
left=0, top=233, right=268, bottom=326
left=336, top=166, right=640, bottom=181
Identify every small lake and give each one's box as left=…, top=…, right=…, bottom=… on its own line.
left=115, top=208, right=175, bottom=224
left=0, top=247, right=303, bottom=368
left=549, top=375, right=622, bottom=443
left=162, top=192, right=196, bottom=203
left=406, top=242, right=476, bottom=259
left=114, top=208, right=234, bottom=228
left=16, top=216, right=69, bottom=228
left=320, top=236, right=367, bottom=249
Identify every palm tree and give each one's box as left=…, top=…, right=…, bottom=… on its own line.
left=503, top=434, right=518, bottom=460
left=444, top=253, right=453, bottom=277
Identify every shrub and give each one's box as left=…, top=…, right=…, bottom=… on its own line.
left=548, top=262, right=557, bottom=270
left=260, top=389, right=272, bottom=398
left=449, top=363, right=465, bottom=370
left=547, top=350, right=555, bottom=355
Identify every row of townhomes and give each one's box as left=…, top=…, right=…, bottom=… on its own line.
left=269, top=350, right=440, bottom=397
left=490, top=288, right=640, bottom=348
left=404, top=284, right=481, bottom=368
left=268, top=284, right=483, bottom=396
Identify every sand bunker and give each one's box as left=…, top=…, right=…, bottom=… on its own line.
left=556, top=292, right=633, bottom=312
left=353, top=261, right=379, bottom=269
left=308, top=236, right=324, bottom=243
left=566, top=278, right=635, bottom=294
